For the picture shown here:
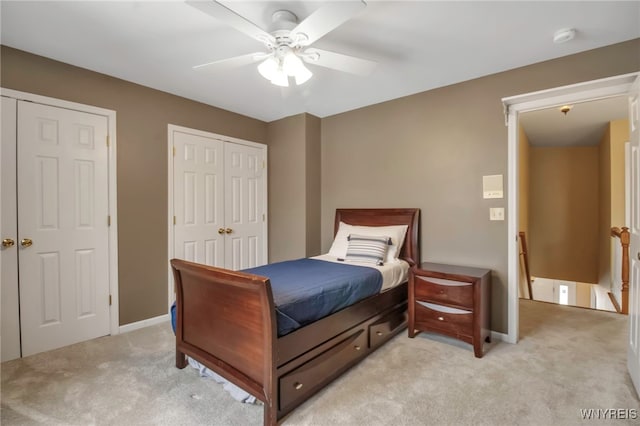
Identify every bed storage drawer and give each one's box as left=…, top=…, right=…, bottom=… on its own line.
left=368, top=305, right=407, bottom=348
left=279, top=328, right=367, bottom=411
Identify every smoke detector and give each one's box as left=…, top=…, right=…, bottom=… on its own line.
left=553, top=28, right=576, bottom=44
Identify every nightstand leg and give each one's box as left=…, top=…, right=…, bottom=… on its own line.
left=474, top=344, right=483, bottom=358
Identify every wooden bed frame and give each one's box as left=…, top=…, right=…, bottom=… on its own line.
left=171, top=208, right=420, bottom=425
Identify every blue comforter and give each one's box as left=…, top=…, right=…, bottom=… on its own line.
left=245, top=258, right=383, bottom=335
left=171, top=258, right=382, bottom=336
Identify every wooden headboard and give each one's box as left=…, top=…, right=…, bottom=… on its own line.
left=334, top=208, right=420, bottom=267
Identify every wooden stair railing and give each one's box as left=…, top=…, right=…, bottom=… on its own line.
left=610, top=226, right=630, bottom=315
left=519, top=232, right=533, bottom=300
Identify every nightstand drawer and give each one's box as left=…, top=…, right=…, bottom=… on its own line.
left=414, top=276, right=473, bottom=309
left=414, top=301, right=472, bottom=335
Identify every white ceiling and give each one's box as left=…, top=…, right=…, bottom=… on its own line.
left=520, top=95, right=629, bottom=147
left=1, top=1, right=639, bottom=124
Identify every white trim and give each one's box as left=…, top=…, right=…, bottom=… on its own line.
left=0, top=88, right=120, bottom=337
left=166, top=124, right=268, bottom=313
left=626, top=141, right=631, bottom=228
left=502, top=72, right=639, bottom=344
left=119, top=314, right=170, bottom=334
left=490, top=330, right=511, bottom=343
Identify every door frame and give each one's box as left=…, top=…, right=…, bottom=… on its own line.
left=502, top=72, right=640, bottom=344
left=167, top=124, right=268, bottom=312
left=0, top=88, right=119, bottom=338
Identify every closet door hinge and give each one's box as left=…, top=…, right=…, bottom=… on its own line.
left=107, top=215, right=111, bottom=226
left=173, top=216, right=176, bottom=225
left=106, top=135, right=110, bottom=147
left=173, top=146, right=176, bottom=157
left=109, top=295, right=112, bottom=306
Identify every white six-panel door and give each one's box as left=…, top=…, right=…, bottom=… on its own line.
left=628, top=75, right=640, bottom=396
left=17, top=101, right=111, bottom=357
left=173, top=130, right=225, bottom=266
left=170, top=125, right=267, bottom=275
left=224, top=141, right=266, bottom=270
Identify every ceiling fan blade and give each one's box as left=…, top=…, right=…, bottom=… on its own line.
left=193, top=52, right=267, bottom=72
left=291, top=1, right=366, bottom=46
left=186, top=0, right=275, bottom=45
left=303, top=48, right=376, bottom=76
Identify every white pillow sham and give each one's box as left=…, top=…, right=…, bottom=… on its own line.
left=328, top=222, right=408, bottom=263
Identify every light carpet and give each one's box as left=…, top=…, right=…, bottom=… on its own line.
left=2, top=300, right=638, bottom=425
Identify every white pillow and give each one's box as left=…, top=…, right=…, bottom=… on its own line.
left=328, top=222, right=408, bottom=263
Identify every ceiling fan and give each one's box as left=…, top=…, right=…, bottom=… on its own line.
left=186, top=0, right=377, bottom=87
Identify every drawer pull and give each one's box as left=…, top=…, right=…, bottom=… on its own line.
left=376, top=331, right=383, bottom=336
left=439, top=290, right=445, bottom=294
left=437, top=316, right=444, bottom=321
left=294, top=382, right=303, bottom=390
left=354, top=345, right=361, bottom=351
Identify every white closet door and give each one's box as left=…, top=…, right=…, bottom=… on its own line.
left=1, top=97, right=20, bottom=361
left=173, top=130, right=225, bottom=266
left=224, top=142, right=266, bottom=270
left=18, top=101, right=110, bottom=357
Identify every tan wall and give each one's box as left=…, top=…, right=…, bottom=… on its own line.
left=575, top=282, right=592, bottom=309
left=267, top=113, right=321, bottom=262
left=598, top=119, right=630, bottom=288
left=598, top=123, right=613, bottom=287
left=518, top=125, right=531, bottom=298
left=610, top=119, right=630, bottom=227
left=529, top=146, right=599, bottom=283
left=597, top=124, right=611, bottom=288
left=320, top=39, right=639, bottom=333
left=305, top=115, right=322, bottom=257
left=0, top=46, right=268, bottom=325
left=3, top=38, right=639, bottom=333
left=267, top=114, right=307, bottom=262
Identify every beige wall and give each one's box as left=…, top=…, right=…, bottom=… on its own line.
left=3, top=38, right=639, bottom=334
left=305, top=115, right=322, bottom=256
left=598, top=119, right=630, bottom=288
left=518, top=125, right=531, bottom=298
left=320, top=39, right=640, bottom=333
left=610, top=119, right=630, bottom=227
left=599, top=123, right=613, bottom=287
left=529, top=146, right=600, bottom=283
left=267, top=113, right=321, bottom=262
left=1, top=46, right=268, bottom=325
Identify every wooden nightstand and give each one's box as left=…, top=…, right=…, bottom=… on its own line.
left=408, top=262, right=491, bottom=358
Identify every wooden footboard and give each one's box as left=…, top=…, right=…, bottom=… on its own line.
left=171, top=259, right=278, bottom=425
left=171, top=208, right=420, bottom=425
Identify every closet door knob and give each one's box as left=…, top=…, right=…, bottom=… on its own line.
left=20, top=238, right=33, bottom=248
left=2, top=238, right=15, bottom=248
left=218, top=228, right=225, bottom=235
left=225, top=228, right=233, bottom=234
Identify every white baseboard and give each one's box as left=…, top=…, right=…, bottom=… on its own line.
left=119, top=313, right=170, bottom=334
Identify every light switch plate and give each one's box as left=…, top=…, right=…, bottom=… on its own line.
left=490, top=207, right=504, bottom=221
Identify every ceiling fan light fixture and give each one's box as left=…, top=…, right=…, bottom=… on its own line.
left=283, top=51, right=312, bottom=85
left=282, top=51, right=303, bottom=76
left=294, top=66, right=312, bottom=85
left=270, top=70, right=289, bottom=87
left=257, top=56, right=278, bottom=81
